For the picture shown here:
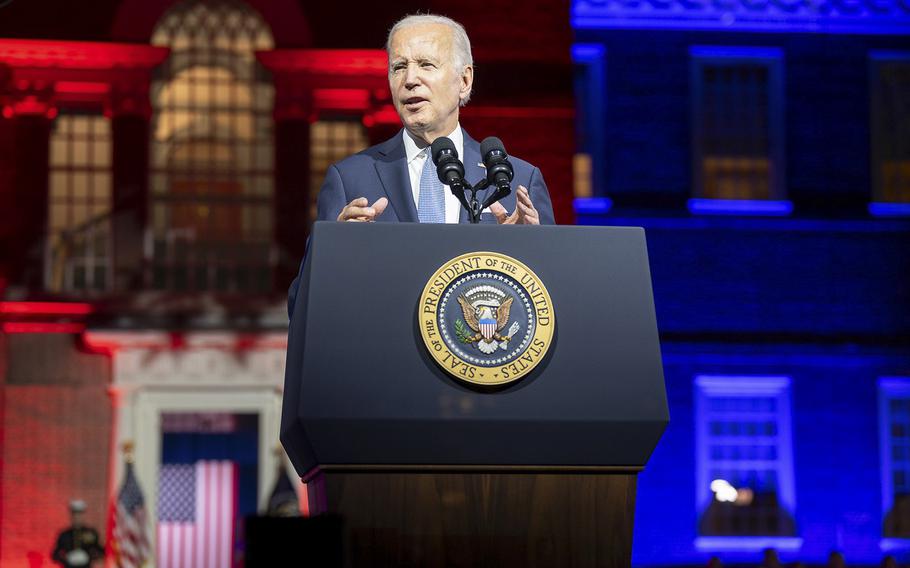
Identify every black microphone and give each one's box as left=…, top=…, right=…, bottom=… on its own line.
left=480, top=137, right=514, bottom=191
left=431, top=136, right=472, bottom=216
left=431, top=137, right=465, bottom=190
left=480, top=137, right=514, bottom=210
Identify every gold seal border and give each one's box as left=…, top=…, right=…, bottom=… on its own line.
left=418, top=251, right=555, bottom=387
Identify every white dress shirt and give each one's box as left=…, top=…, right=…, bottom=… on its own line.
left=403, top=125, right=464, bottom=224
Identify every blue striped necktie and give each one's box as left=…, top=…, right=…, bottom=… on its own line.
left=418, top=149, right=446, bottom=223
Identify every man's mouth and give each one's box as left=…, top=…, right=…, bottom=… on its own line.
left=404, top=97, right=428, bottom=110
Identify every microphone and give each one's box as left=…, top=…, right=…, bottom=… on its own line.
left=431, top=137, right=466, bottom=190
left=431, top=136, right=472, bottom=216
left=480, top=137, right=514, bottom=210
left=480, top=137, right=514, bottom=191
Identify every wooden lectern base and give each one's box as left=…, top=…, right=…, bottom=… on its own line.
left=305, top=466, right=638, bottom=568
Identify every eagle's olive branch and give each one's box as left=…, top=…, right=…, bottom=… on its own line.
left=454, top=319, right=475, bottom=343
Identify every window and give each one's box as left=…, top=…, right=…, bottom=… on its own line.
left=309, top=119, right=369, bottom=225
left=46, top=112, right=112, bottom=294
left=695, top=376, right=798, bottom=550
left=572, top=44, right=606, bottom=200
left=690, top=47, right=785, bottom=204
left=880, top=378, right=910, bottom=541
left=149, top=0, right=274, bottom=293
left=870, top=52, right=910, bottom=206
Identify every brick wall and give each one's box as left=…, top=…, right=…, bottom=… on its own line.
left=633, top=345, right=902, bottom=566
left=579, top=215, right=910, bottom=337
left=576, top=213, right=908, bottom=564
left=574, top=29, right=910, bottom=204
left=1, top=333, right=111, bottom=568
left=462, top=111, right=576, bottom=225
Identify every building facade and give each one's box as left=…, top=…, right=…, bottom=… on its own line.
left=0, top=1, right=573, bottom=565
left=572, top=2, right=910, bottom=565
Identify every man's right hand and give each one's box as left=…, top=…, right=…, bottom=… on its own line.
left=337, top=197, right=389, bottom=222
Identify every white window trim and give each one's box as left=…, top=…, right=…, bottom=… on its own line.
left=694, top=375, right=798, bottom=550
left=879, top=377, right=910, bottom=544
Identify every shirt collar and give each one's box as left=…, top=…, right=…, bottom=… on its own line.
left=403, top=123, right=463, bottom=164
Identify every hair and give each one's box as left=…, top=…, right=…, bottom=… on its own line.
left=386, top=13, right=473, bottom=105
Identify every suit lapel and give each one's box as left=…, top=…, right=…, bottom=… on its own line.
left=375, top=132, right=419, bottom=223
left=460, top=131, right=488, bottom=224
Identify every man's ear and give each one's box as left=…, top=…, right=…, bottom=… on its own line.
left=460, top=65, right=474, bottom=100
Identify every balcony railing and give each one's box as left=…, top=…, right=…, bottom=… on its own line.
left=44, top=213, right=113, bottom=295
left=145, top=229, right=274, bottom=294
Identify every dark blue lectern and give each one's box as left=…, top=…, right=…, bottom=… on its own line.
left=281, top=222, right=668, bottom=567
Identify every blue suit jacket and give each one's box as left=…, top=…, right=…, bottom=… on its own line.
left=288, top=129, right=555, bottom=315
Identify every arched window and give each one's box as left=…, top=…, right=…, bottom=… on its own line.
left=149, top=0, right=274, bottom=293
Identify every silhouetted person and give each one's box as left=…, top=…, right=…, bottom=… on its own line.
left=51, top=500, right=104, bottom=568
left=762, top=547, right=781, bottom=568
left=828, top=551, right=847, bottom=568
left=882, top=555, right=898, bottom=568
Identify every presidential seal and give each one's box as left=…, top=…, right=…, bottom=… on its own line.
left=419, top=252, right=555, bottom=387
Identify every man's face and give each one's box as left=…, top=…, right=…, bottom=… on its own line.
left=388, top=23, right=473, bottom=141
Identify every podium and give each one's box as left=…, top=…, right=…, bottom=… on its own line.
left=281, top=222, right=668, bottom=567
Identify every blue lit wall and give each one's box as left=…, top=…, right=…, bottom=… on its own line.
left=572, top=8, right=910, bottom=565
left=572, top=29, right=910, bottom=208
left=593, top=215, right=910, bottom=564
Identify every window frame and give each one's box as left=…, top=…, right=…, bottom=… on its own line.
left=689, top=46, right=787, bottom=213
left=694, top=374, right=800, bottom=552
left=45, top=109, right=114, bottom=295
left=869, top=51, right=910, bottom=215
left=879, top=377, right=910, bottom=550
left=147, top=0, right=276, bottom=293
left=572, top=43, right=607, bottom=201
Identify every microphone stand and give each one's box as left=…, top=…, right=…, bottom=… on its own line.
left=449, top=179, right=489, bottom=224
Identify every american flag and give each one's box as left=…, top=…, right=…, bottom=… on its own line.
left=157, top=460, right=237, bottom=568
left=112, top=461, right=152, bottom=568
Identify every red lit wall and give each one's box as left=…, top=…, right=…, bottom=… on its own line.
left=0, top=3, right=575, bottom=564
left=1, top=334, right=110, bottom=567
left=462, top=110, right=576, bottom=226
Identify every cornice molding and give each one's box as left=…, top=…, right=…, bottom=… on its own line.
left=0, top=40, right=169, bottom=70
left=256, top=49, right=386, bottom=76
left=573, top=0, right=910, bottom=34
left=84, top=330, right=288, bottom=388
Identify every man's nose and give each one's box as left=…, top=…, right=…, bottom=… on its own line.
left=404, top=64, right=420, bottom=88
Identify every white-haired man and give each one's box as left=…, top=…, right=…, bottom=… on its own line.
left=289, top=14, right=555, bottom=314
left=316, top=13, right=554, bottom=226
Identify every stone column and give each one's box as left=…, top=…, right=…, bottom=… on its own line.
left=109, top=86, right=153, bottom=292
left=272, top=92, right=313, bottom=292
left=2, top=86, right=54, bottom=291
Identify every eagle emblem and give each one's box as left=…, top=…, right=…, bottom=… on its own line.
left=455, top=285, right=521, bottom=354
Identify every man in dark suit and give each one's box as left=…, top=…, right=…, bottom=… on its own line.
left=290, top=14, right=554, bottom=314
left=317, top=13, right=554, bottom=226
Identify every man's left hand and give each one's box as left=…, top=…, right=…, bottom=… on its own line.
left=489, top=186, right=539, bottom=225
